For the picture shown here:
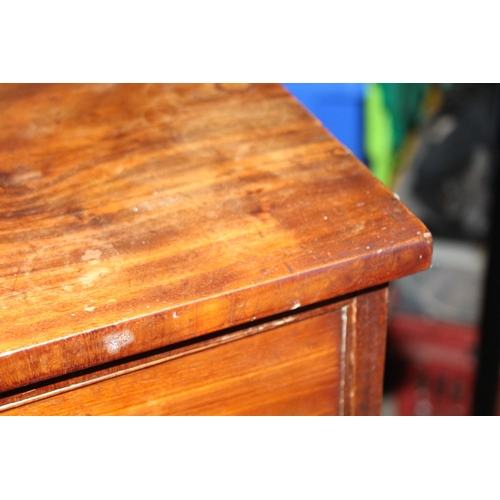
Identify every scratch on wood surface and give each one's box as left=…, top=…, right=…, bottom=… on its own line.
left=104, top=329, right=134, bottom=354
left=81, top=249, right=102, bottom=263
left=79, top=267, right=109, bottom=287
left=10, top=268, right=19, bottom=297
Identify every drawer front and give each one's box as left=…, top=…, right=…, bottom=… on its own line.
left=1, top=286, right=387, bottom=415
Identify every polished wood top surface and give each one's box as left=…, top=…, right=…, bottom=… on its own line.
left=0, top=84, right=432, bottom=391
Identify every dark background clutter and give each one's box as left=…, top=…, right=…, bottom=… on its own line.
left=283, top=83, right=499, bottom=415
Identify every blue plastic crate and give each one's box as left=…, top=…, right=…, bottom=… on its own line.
left=282, top=84, right=366, bottom=161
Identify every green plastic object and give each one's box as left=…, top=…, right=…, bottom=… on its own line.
left=365, top=83, right=430, bottom=187
left=365, top=83, right=394, bottom=186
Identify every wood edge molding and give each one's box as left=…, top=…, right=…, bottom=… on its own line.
left=0, top=234, right=429, bottom=394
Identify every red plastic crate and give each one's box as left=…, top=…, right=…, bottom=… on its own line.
left=387, top=314, right=479, bottom=416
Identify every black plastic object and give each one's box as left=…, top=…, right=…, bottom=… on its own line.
left=411, top=84, right=497, bottom=242
left=473, top=84, right=500, bottom=416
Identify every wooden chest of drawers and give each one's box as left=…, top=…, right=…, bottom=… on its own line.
left=0, top=83, right=432, bottom=415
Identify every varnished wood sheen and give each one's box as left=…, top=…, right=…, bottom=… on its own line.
left=0, top=296, right=354, bottom=412
left=2, top=300, right=348, bottom=415
left=344, top=286, right=389, bottom=415
left=0, top=84, right=432, bottom=414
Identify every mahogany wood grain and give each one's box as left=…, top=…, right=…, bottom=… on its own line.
left=2, top=299, right=349, bottom=416
left=0, top=84, right=432, bottom=414
left=344, top=285, right=389, bottom=415
left=0, top=295, right=353, bottom=412
left=0, top=286, right=389, bottom=416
